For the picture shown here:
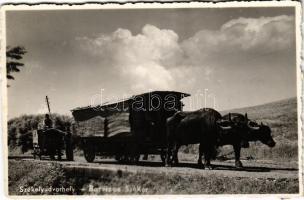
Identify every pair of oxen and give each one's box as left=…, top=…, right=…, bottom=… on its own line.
left=165, top=108, right=276, bottom=169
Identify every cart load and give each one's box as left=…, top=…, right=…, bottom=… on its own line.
left=74, top=112, right=130, bottom=138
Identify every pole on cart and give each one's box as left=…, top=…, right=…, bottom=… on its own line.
left=46, top=96, right=51, bottom=114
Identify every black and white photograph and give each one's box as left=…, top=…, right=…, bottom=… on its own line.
left=2, top=2, right=302, bottom=196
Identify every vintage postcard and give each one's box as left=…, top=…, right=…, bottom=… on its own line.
left=1, top=1, right=302, bottom=197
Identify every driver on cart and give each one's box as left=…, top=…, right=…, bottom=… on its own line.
left=41, top=114, right=53, bottom=152
left=44, top=114, right=53, bottom=129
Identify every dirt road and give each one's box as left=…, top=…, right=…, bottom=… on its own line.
left=15, top=156, right=298, bottom=180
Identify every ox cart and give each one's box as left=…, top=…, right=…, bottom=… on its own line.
left=71, top=91, right=189, bottom=164
left=32, top=128, right=66, bottom=160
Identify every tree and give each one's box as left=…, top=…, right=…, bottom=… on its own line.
left=6, top=46, right=27, bottom=83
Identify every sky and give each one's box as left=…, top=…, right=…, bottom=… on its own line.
left=6, top=7, right=297, bottom=119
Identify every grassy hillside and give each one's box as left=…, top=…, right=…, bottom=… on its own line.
left=221, top=97, right=298, bottom=161
left=221, top=97, right=298, bottom=141
left=180, top=97, right=298, bottom=162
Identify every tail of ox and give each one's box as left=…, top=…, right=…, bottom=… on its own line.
left=165, top=108, right=232, bottom=169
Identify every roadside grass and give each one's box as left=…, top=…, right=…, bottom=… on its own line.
left=8, top=160, right=298, bottom=195
left=80, top=169, right=298, bottom=194
left=240, top=141, right=298, bottom=162
left=8, top=147, right=33, bottom=157
left=8, top=160, right=74, bottom=195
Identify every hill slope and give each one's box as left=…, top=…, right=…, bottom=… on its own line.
left=221, top=97, right=298, bottom=141
left=218, top=97, right=298, bottom=161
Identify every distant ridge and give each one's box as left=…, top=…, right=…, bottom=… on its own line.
left=219, top=97, right=298, bottom=162
left=220, top=97, right=297, bottom=121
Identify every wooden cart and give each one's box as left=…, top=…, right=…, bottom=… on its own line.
left=71, top=91, right=190, bottom=164
left=32, top=128, right=65, bottom=160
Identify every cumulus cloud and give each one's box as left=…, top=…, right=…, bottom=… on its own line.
left=182, top=15, right=294, bottom=64
left=77, top=24, right=183, bottom=92
left=76, top=15, right=294, bottom=94
left=222, top=15, right=294, bottom=50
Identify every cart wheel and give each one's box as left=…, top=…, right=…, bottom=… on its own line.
left=122, top=154, right=130, bottom=163
left=84, top=147, right=95, bottom=163
left=50, top=154, right=55, bottom=160
left=125, top=154, right=139, bottom=164
left=133, top=154, right=140, bottom=163
left=57, top=153, right=62, bottom=161
left=129, top=156, right=135, bottom=164
left=115, top=154, right=122, bottom=162
left=122, top=154, right=129, bottom=163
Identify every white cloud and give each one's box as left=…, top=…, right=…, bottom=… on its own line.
left=182, top=15, right=294, bottom=64
left=76, top=15, right=294, bottom=94
left=77, top=24, right=182, bottom=93
left=221, top=15, right=294, bottom=51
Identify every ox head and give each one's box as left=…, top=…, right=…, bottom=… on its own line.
left=247, top=121, right=276, bottom=147
left=221, top=113, right=249, bottom=132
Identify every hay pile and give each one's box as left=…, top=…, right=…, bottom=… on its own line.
left=76, top=112, right=130, bottom=137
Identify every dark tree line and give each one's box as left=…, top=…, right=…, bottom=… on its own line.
left=8, top=114, right=76, bottom=153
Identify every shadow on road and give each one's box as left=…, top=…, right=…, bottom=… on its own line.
left=10, top=156, right=298, bottom=173
left=93, top=160, right=298, bottom=173
left=210, top=164, right=298, bottom=172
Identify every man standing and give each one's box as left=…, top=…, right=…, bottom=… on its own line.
left=41, top=114, right=53, bottom=153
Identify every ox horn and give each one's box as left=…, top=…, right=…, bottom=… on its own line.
left=217, top=120, right=232, bottom=130
left=220, top=125, right=232, bottom=130
left=248, top=121, right=260, bottom=130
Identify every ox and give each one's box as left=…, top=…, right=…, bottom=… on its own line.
left=219, top=113, right=276, bottom=168
left=166, top=110, right=276, bottom=169
left=165, top=108, right=233, bottom=169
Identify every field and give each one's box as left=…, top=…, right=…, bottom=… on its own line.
left=7, top=97, right=300, bottom=194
